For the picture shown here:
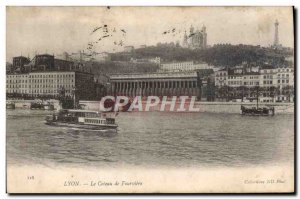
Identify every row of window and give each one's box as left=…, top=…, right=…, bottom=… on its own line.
left=28, top=79, right=74, bottom=83
left=263, top=80, right=273, bottom=85
left=278, top=68, right=292, bottom=72
left=162, top=63, right=193, bottom=67
left=29, top=74, right=75, bottom=78
left=277, top=74, right=290, bottom=77
left=244, top=82, right=259, bottom=85
left=216, top=77, right=226, bottom=80
left=7, top=89, right=73, bottom=93
left=278, top=79, right=290, bottom=84
left=7, top=79, right=74, bottom=83
left=260, top=69, right=274, bottom=73
left=85, top=119, right=105, bottom=124
left=223, top=79, right=291, bottom=85
left=216, top=72, right=227, bottom=76
left=226, top=82, right=259, bottom=86
left=263, top=75, right=273, bottom=79
left=217, top=70, right=292, bottom=78
left=228, top=81, right=242, bottom=85
left=7, top=84, right=74, bottom=88
left=218, top=80, right=291, bottom=86
left=260, top=69, right=291, bottom=73
left=246, top=76, right=259, bottom=79
left=228, top=76, right=242, bottom=80
left=221, top=74, right=292, bottom=80
left=7, top=80, right=28, bottom=83
left=115, top=83, right=197, bottom=88
left=7, top=74, right=75, bottom=79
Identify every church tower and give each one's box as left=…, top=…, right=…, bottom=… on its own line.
left=182, top=30, right=188, bottom=48
left=202, top=25, right=207, bottom=48
left=182, top=24, right=208, bottom=49
left=190, top=25, right=194, bottom=35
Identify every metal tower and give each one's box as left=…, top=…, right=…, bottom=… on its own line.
left=274, top=20, right=279, bottom=47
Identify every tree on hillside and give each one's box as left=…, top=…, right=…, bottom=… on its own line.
left=110, top=44, right=292, bottom=68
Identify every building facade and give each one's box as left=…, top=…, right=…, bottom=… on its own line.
left=214, top=65, right=294, bottom=102
left=34, top=54, right=55, bottom=71
left=130, top=57, right=161, bottom=65
left=160, top=61, right=214, bottom=72
left=109, top=72, right=201, bottom=98
left=214, top=69, right=228, bottom=87
left=8, top=54, right=87, bottom=74
left=227, top=74, right=243, bottom=87
left=6, top=71, right=95, bottom=100
left=12, top=56, right=31, bottom=72
left=54, top=59, right=74, bottom=71
left=243, top=73, right=260, bottom=87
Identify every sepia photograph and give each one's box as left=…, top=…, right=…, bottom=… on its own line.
left=5, top=6, right=295, bottom=193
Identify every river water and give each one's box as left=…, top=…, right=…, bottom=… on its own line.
left=6, top=110, right=294, bottom=168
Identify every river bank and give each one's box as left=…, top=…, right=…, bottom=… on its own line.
left=79, top=100, right=294, bottom=114
left=6, top=99, right=294, bottom=114
left=6, top=99, right=60, bottom=109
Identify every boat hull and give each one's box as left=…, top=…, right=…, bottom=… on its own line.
left=241, top=112, right=273, bottom=116
left=31, top=103, right=44, bottom=110
left=44, top=105, right=54, bottom=110
left=45, top=121, right=118, bottom=130
left=241, top=105, right=275, bottom=116
left=6, top=104, right=15, bottom=109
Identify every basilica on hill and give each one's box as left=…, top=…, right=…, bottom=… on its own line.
left=182, top=25, right=207, bottom=49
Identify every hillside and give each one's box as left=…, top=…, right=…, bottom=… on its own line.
left=111, top=44, right=293, bottom=68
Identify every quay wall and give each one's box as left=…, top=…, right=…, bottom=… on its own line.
left=7, top=99, right=293, bottom=114
left=192, top=102, right=294, bottom=114
left=79, top=100, right=294, bottom=114
left=6, top=99, right=60, bottom=110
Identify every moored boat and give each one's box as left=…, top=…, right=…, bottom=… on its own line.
left=6, top=102, right=15, bottom=109
left=43, top=102, right=54, bottom=110
left=45, top=109, right=118, bottom=130
left=241, top=105, right=275, bottom=116
left=240, top=86, right=275, bottom=116
left=30, top=102, right=44, bottom=110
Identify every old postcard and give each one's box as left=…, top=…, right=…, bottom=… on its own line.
left=6, top=6, right=294, bottom=193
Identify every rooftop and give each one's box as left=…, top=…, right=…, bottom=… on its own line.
left=243, top=72, right=260, bottom=75
left=260, top=65, right=274, bottom=70
left=13, top=56, right=29, bottom=59
left=110, top=71, right=197, bottom=79
left=36, top=54, right=54, bottom=57
left=217, top=68, right=228, bottom=72
left=7, top=70, right=94, bottom=75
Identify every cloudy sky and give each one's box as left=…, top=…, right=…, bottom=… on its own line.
left=6, top=6, right=294, bottom=62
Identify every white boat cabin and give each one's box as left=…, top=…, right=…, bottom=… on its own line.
left=57, top=109, right=116, bottom=125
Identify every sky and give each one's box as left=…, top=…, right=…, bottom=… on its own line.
left=6, top=6, right=294, bottom=62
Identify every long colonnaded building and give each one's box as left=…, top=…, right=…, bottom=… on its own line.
left=108, top=71, right=214, bottom=99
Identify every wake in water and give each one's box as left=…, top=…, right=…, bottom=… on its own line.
left=66, top=127, right=118, bottom=137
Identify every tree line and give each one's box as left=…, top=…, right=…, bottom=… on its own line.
left=111, top=44, right=293, bottom=68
